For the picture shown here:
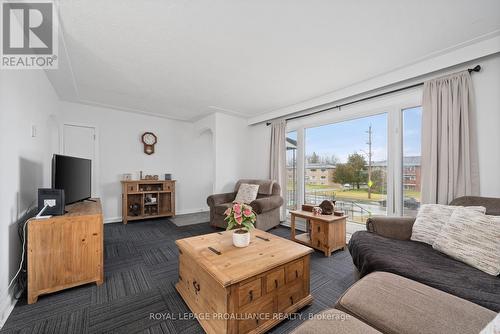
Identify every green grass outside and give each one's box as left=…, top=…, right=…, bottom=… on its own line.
left=288, top=181, right=421, bottom=204
left=304, top=185, right=386, bottom=201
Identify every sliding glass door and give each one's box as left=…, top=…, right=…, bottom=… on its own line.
left=304, top=113, right=388, bottom=225
left=284, top=91, right=423, bottom=227
left=286, top=131, right=298, bottom=215
left=402, top=106, right=422, bottom=216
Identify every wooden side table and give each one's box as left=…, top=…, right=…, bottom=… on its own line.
left=290, top=210, right=347, bottom=257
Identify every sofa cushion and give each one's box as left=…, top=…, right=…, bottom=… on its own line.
left=410, top=204, right=485, bottom=245
left=348, top=231, right=500, bottom=311
left=234, top=183, right=259, bottom=204
left=450, top=196, right=500, bottom=216
left=291, top=309, right=381, bottom=334
left=336, top=272, right=496, bottom=334
left=433, top=208, right=500, bottom=275
left=234, top=179, right=276, bottom=195
left=480, top=313, right=500, bottom=334
left=214, top=202, right=232, bottom=215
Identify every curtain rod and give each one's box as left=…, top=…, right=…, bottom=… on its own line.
left=266, top=65, right=481, bottom=126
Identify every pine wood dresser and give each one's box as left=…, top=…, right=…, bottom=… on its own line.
left=27, top=199, right=104, bottom=304
left=175, top=229, right=313, bottom=334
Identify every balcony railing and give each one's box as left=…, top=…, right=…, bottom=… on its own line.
left=286, top=189, right=376, bottom=225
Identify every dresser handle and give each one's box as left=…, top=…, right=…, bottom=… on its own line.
left=295, top=270, right=299, bottom=278
left=274, top=279, right=278, bottom=288
left=249, top=290, right=253, bottom=301
left=193, top=281, right=200, bottom=293
left=317, top=240, right=321, bottom=247
left=290, top=296, right=294, bottom=305
left=317, top=226, right=320, bottom=232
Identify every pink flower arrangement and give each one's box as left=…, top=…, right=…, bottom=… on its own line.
left=224, top=202, right=256, bottom=231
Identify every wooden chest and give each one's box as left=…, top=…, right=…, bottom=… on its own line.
left=175, top=229, right=313, bottom=334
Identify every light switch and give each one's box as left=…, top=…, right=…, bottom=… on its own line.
left=31, top=125, right=37, bottom=137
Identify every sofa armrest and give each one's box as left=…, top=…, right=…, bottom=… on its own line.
left=207, top=192, right=236, bottom=207
left=250, top=196, right=284, bottom=214
left=366, top=216, right=416, bottom=240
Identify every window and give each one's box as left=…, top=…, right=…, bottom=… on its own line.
left=402, top=106, right=422, bottom=216
left=286, top=131, right=298, bottom=214
left=304, top=113, right=388, bottom=225
left=285, top=90, right=422, bottom=231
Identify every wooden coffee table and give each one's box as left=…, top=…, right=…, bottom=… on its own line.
left=290, top=210, right=347, bottom=257
left=175, top=229, right=313, bottom=334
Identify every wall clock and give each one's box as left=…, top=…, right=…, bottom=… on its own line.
left=141, top=132, right=157, bottom=155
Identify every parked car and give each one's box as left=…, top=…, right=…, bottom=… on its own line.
left=379, top=197, right=420, bottom=209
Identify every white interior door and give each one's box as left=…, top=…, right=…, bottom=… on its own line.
left=62, top=124, right=98, bottom=197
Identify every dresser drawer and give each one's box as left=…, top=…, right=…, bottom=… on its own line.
left=311, top=220, right=325, bottom=248
left=277, top=280, right=305, bottom=311
left=285, top=259, right=304, bottom=283
left=265, top=268, right=285, bottom=293
left=238, top=278, right=262, bottom=307
left=238, top=295, right=274, bottom=333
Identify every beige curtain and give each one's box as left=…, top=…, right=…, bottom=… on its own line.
left=270, top=120, right=287, bottom=221
left=421, top=71, right=479, bottom=204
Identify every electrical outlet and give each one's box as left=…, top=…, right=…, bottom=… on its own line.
left=44, top=199, right=56, bottom=207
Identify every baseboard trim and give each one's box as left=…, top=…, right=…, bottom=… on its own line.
left=103, top=208, right=209, bottom=224
left=104, top=216, right=122, bottom=224
left=0, top=283, right=19, bottom=330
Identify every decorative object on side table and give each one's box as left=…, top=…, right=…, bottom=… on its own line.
left=129, top=203, right=141, bottom=216
left=224, top=202, right=256, bottom=247
left=312, top=206, right=322, bottom=215
left=302, top=204, right=314, bottom=212
left=319, top=200, right=336, bottom=215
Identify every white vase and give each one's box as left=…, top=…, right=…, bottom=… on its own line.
left=232, top=230, right=250, bottom=248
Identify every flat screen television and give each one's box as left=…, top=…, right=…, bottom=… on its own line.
left=52, top=154, right=92, bottom=204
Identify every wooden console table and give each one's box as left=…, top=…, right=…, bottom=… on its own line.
left=27, top=199, right=103, bottom=304
left=290, top=210, right=347, bottom=257
left=176, top=229, right=313, bottom=334
left=121, top=180, right=175, bottom=224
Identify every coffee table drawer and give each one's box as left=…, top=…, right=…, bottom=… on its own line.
left=278, top=280, right=305, bottom=311
left=265, top=268, right=285, bottom=293
left=286, top=259, right=304, bottom=283
left=238, top=278, right=262, bottom=307
left=238, top=295, right=274, bottom=333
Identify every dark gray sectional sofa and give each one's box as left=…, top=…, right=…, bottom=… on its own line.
left=348, top=196, right=500, bottom=312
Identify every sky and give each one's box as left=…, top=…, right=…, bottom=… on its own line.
left=293, top=106, right=422, bottom=163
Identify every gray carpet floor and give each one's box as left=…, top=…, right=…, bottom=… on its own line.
left=1, top=219, right=358, bottom=334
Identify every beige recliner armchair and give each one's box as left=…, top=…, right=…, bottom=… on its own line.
left=206, top=179, right=284, bottom=231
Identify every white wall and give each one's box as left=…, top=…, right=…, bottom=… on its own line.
left=471, top=54, right=500, bottom=197
left=0, top=70, right=59, bottom=327
left=55, top=102, right=213, bottom=221
left=212, top=113, right=249, bottom=193
left=244, top=123, right=271, bottom=180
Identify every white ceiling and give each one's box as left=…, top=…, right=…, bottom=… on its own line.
left=51, top=0, right=500, bottom=121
